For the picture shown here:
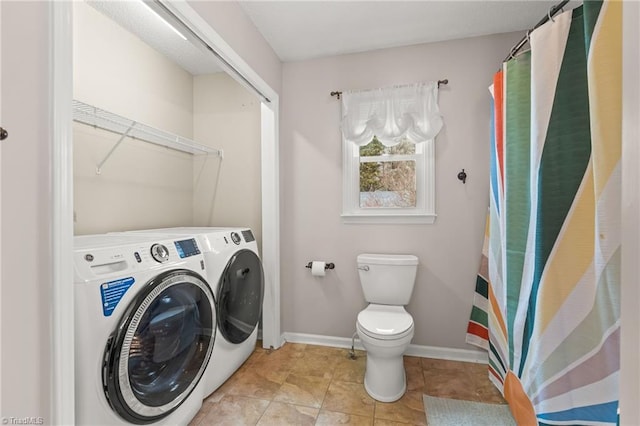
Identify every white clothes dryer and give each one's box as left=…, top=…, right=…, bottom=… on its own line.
left=117, top=227, right=264, bottom=397
left=74, top=234, right=216, bottom=425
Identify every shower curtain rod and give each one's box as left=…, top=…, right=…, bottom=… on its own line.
left=330, top=79, right=448, bottom=100
left=503, top=0, right=570, bottom=62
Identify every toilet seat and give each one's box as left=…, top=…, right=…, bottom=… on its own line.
left=357, top=304, right=414, bottom=340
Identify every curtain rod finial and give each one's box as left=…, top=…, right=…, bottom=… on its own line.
left=331, top=91, right=342, bottom=100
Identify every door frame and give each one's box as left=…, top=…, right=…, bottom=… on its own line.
left=51, top=1, right=281, bottom=423
left=51, top=2, right=74, bottom=424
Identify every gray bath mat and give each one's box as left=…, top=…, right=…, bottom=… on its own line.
left=423, top=395, right=516, bottom=426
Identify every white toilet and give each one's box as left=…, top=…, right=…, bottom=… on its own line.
left=356, top=253, right=418, bottom=402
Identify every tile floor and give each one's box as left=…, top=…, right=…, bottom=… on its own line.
left=190, top=342, right=507, bottom=425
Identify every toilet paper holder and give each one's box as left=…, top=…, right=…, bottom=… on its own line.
left=305, top=261, right=335, bottom=270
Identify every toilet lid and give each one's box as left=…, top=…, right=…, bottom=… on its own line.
left=357, top=305, right=413, bottom=340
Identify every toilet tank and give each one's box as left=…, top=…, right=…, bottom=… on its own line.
left=357, top=253, right=419, bottom=305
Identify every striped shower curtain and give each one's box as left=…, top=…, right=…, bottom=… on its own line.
left=466, top=2, right=621, bottom=425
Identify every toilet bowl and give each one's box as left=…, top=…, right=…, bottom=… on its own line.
left=357, top=304, right=415, bottom=402
left=355, top=253, right=419, bottom=402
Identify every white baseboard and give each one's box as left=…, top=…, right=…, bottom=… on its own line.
left=281, top=332, right=488, bottom=364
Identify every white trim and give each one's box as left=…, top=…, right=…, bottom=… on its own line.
left=282, top=332, right=361, bottom=350
left=342, top=138, right=436, bottom=224
left=259, top=102, right=281, bottom=350
left=360, top=154, right=419, bottom=163
left=341, top=213, right=436, bottom=225
left=51, top=2, right=75, bottom=424
left=404, top=343, right=487, bottom=364
left=281, top=332, right=488, bottom=364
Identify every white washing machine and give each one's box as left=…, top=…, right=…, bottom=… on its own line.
left=74, top=234, right=216, bottom=425
left=117, top=227, right=264, bottom=397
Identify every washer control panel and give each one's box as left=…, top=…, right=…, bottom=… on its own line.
left=241, top=230, right=255, bottom=242
left=207, top=229, right=257, bottom=252
left=174, top=238, right=200, bottom=258
left=74, top=236, right=206, bottom=280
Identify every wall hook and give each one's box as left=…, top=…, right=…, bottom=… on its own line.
left=457, top=169, right=467, bottom=184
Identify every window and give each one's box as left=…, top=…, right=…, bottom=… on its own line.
left=341, top=82, right=442, bottom=224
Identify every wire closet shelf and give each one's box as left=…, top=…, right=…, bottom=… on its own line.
left=73, top=100, right=223, bottom=173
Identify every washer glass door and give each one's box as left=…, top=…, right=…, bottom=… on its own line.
left=218, top=249, right=264, bottom=344
left=103, top=269, right=215, bottom=424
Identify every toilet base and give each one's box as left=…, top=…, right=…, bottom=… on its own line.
left=362, top=349, right=408, bottom=402
left=356, top=319, right=414, bottom=403
left=364, top=368, right=406, bottom=402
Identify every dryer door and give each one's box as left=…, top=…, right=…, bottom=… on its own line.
left=103, top=269, right=215, bottom=424
left=218, top=249, right=265, bottom=344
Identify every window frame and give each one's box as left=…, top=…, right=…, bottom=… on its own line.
left=342, top=137, right=436, bottom=224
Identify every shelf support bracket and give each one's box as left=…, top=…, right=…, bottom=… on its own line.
left=96, top=122, right=136, bottom=174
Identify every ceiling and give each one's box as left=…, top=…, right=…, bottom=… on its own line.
left=238, top=1, right=579, bottom=63
left=88, top=0, right=580, bottom=75
left=88, top=0, right=223, bottom=75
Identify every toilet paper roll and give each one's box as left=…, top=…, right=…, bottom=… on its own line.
left=311, top=261, right=326, bottom=277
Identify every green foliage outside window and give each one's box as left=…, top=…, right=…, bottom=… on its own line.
left=359, top=137, right=416, bottom=197
left=359, top=137, right=385, bottom=191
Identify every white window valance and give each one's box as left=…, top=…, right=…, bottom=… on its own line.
left=341, top=81, right=444, bottom=146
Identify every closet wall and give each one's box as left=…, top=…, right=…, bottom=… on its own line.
left=73, top=2, right=194, bottom=234
left=73, top=2, right=261, bottom=240
left=193, top=73, right=262, bottom=246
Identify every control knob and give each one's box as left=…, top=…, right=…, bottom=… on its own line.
left=230, top=232, right=242, bottom=245
left=150, top=243, right=170, bottom=263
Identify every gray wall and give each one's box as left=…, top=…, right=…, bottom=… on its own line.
left=1, top=1, right=52, bottom=420
left=280, top=32, right=521, bottom=349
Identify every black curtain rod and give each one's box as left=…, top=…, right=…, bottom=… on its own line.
left=330, top=79, right=448, bottom=100
left=503, top=0, right=570, bottom=63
